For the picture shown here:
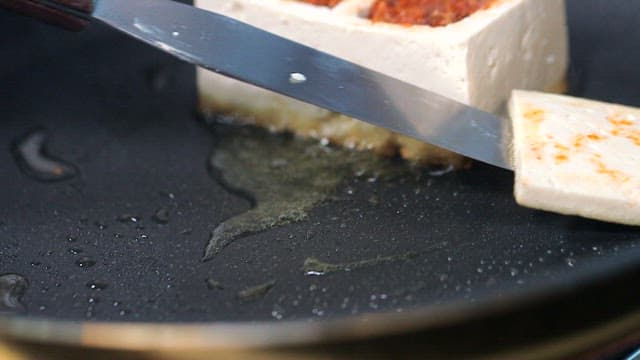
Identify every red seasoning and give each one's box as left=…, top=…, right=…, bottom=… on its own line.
left=369, top=0, right=496, bottom=27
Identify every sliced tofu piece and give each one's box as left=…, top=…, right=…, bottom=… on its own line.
left=510, top=90, right=640, bottom=225
left=195, top=0, right=568, bottom=165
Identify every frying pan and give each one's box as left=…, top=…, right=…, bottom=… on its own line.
left=1, top=0, right=640, bottom=358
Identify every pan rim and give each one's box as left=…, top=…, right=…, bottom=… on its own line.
left=1, top=243, right=640, bottom=351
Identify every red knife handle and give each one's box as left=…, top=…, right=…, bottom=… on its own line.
left=0, top=0, right=94, bottom=31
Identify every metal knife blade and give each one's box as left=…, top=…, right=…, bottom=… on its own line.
left=94, top=0, right=511, bottom=169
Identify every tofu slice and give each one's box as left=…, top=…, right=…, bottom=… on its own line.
left=195, top=0, right=568, bottom=165
left=510, top=90, right=640, bottom=225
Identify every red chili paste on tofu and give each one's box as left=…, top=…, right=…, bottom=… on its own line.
left=369, top=0, right=496, bottom=27
left=299, top=0, right=342, bottom=7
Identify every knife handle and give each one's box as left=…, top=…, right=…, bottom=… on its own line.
left=0, top=0, right=94, bottom=31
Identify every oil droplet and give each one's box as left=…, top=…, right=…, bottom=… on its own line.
left=66, top=236, right=77, bottom=243
left=152, top=207, right=170, bottom=224
left=12, top=128, right=78, bottom=182
left=302, top=251, right=419, bottom=276
left=171, top=31, right=180, bottom=37
left=117, top=214, right=140, bottom=224
left=75, top=257, right=96, bottom=268
left=288, top=72, right=307, bottom=84
left=68, top=248, right=83, bottom=255
left=271, top=304, right=285, bottom=320
left=86, top=281, right=109, bottom=291
left=237, top=280, right=275, bottom=302
left=0, top=274, right=28, bottom=313
left=205, top=278, right=223, bottom=290
left=565, top=257, right=576, bottom=267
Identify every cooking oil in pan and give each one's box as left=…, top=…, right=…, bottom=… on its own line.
left=205, top=278, right=224, bottom=290
left=116, top=215, right=141, bottom=224
left=75, top=257, right=96, bottom=268
left=11, top=128, right=78, bottom=182
left=152, top=207, right=170, bottom=224
left=302, top=252, right=420, bottom=276
left=204, top=124, right=408, bottom=260
left=237, top=280, right=276, bottom=302
left=0, top=274, right=28, bottom=313
left=86, top=280, right=109, bottom=291
left=67, top=248, right=82, bottom=255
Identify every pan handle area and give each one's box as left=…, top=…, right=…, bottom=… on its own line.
left=0, top=0, right=94, bottom=31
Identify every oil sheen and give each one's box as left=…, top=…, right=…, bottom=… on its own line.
left=204, top=124, right=408, bottom=261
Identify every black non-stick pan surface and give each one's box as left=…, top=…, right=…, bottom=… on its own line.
left=2, top=0, right=640, bottom=357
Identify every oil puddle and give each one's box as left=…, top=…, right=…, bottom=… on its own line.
left=0, top=274, right=29, bottom=314
left=204, top=124, right=408, bottom=261
left=303, top=252, right=420, bottom=276
left=12, top=128, right=78, bottom=182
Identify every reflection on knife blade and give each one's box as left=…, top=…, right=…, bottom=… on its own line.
left=89, top=0, right=571, bottom=170
left=187, top=0, right=568, bottom=169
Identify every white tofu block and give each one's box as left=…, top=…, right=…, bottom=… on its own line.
left=510, top=90, right=640, bottom=225
left=196, top=0, right=568, bottom=113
